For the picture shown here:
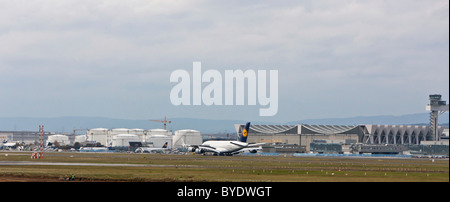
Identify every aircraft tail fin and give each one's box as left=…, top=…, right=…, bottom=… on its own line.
left=162, top=142, right=168, bottom=148
left=238, top=122, right=251, bottom=142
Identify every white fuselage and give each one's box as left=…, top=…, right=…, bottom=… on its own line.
left=201, top=140, right=248, bottom=153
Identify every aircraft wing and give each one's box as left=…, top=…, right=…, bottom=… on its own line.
left=197, top=145, right=221, bottom=153
left=248, top=143, right=267, bottom=147
left=136, top=147, right=169, bottom=153
left=147, top=148, right=167, bottom=151
left=232, top=146, right=263, bottom=154
left=230, top=141, right=247, bottom=147
left=229, top=142, right=264, bottom=154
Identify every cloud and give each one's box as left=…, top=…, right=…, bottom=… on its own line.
left=0, top=0, right=448, bottom=121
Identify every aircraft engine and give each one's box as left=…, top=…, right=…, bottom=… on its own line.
left=195, top=148, right=204, bottom=154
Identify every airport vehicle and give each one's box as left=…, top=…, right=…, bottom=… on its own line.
left=135, top=142, right=170, bottom=153
left=187, top=122, right=264, bottom=156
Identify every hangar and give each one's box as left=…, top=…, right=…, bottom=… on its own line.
left=234, top=124, right=447, bottom=151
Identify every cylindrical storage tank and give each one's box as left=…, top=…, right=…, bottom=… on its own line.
left=129, top=128, right=146, bottom=142
left=110, top=129, right=130, bottom=147
left=148, top=129, right=171, bottom=136
left=144, top=129, right=172, bottom=147
left=146, top=134, right=173, bottom=149
left=46, top=134, right=70, bottom=146
left=129, top=128, right=145, bottom=135
left=173, top=129, right=202, bottom=148
left=112, top=134, right=141, bottom=147
left=75, top=135, right=87, bottom=143
left=86, top=128, right=109, bottom=146
left=111, top=128, right=130, bottom=135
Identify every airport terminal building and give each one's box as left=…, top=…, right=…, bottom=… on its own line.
left=234, top=124, right=448, bottom=151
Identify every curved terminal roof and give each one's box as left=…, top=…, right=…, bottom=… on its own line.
left=243, top=124, right=360, bottom=135
left=235, top=123, right=447, bottom=145
left=250, top=125, right=297, bottom=134
left=302, top=125, right=359, bottom=135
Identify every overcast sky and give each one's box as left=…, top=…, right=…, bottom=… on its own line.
left=0, top=0, right=448, bottom=122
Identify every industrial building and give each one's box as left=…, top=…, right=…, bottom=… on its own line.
left=1, top=127, right=200, bottom=151
left=83, top=128, right=202, bottom=150
left=111, top=134, right=141, bottom=147
left=0, top=130, right=55, bottom=145
left=234, top=124, right=449, bottom=152
left=85, top=128, right=174, bottom=149
left=146, top=129, right=173, bottom=148
left=233, top=94, right=449, bottom=154
left=46, top=134, right=70, bottom=146
left=172, top=129, right=202, bottom=149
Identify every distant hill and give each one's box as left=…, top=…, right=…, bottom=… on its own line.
left=0, top=113, right=448, bottom=134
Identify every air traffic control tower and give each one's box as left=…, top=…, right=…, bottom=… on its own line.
left=426, top=94, right=449, bottom=141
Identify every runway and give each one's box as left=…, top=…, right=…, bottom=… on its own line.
left=0, top=152, right=448, bottom=182
left=0, top=161, right=197, bottom=168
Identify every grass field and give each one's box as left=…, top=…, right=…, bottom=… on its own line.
left=0, top=151, right=448, bottom=182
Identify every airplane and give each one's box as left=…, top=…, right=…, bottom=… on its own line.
left=187, top=122, right=265, bottom=156
left=135, top=142, right=170, bottom=153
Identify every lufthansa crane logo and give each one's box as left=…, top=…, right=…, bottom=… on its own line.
left=243, top=129, right=248, bottom=138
